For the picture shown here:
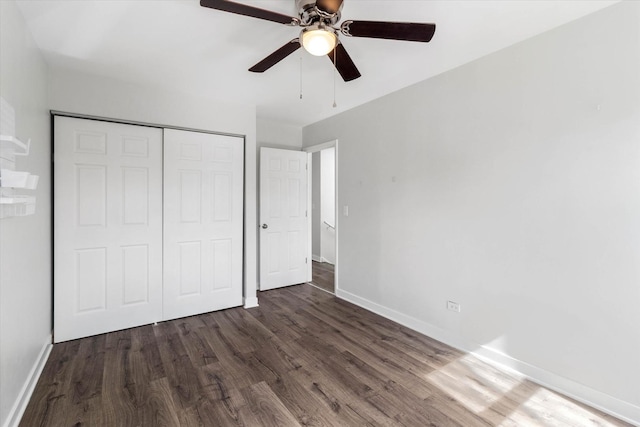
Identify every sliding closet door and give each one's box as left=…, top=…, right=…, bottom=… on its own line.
left=163, top=129, right=244, bottom=320
left=54, top=117, right=163, bottom=342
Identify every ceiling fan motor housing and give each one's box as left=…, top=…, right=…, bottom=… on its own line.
left=296, top=0, right=342, bottom=26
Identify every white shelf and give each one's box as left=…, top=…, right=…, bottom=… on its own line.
left=0, top=98, right=37, bottom=218
left=0, top=134, right=30, bottom=155
left=0, top=169, right=39, bottom=189
left=0, top=195, right=36, bottom=218
left=0, top=195, right=36, bottom=204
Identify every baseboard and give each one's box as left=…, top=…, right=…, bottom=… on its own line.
left=312, top=254, right=322, bottom=263
left=244, top=296, right=259, bottom=309
left=3, top=335, right=52, bottom=427
left=335, top=288, right=468, bottom=351
left=335, top=288, right=640, bottom=426
left=306, top=282, right=334, bottom=295
left=470, top=344, right=640, bottom=426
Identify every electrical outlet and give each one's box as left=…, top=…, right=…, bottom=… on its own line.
left=447, top=301, right=461, bottom=313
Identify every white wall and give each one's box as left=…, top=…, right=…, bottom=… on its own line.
left=256, top=118, right=302, bottom=150
left=0, top=1, right=51, bottom=426
left=320, top=147, right=335, bottom=264
left=303, top=2, right=640, bottom=423
left=49, top=67, right=259, bottom=307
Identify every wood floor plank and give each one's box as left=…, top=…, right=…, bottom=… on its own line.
left=195, top=362, right=249, bottom=425
left=101, top=330, right=138, bottom=426
left=131, top=324, right=166, bottom=382
left=69, top=334, right=106, bottom=404
left=214, top=310, right=262, bottom=354
left=298, top=301, right=440, bottom=378
left=140, top=377, right=184, bottom=426
left=174, top=317, right=219, bottom=367
left=424, top=394, right=494, bottom=427
left=18, top=340, right=80, bottom=427
left=22, top=284, right=633, bottom=427
left=63, top=395, right=103, bottom=426
left=200, top=317, right=275, bottom=391
left=241, top=381, right=301, bottom=427
left=225, top=307, right=276, bottom=344
left=250, top=337, right=304, bottom=376
left=245, top=304, right=302, bottom=343
left=267, top=372, right=342, bottom=426
left=329, top=350, right=397, bottom=393
left=366, top=386, right=456, bottom=427
left=302, top=325, right=439, bottom=400
left=287, top=366, right=390, bottom=426
left=293, top=344, right=379, bottom=402
left=328, top=296, right=464, bottom=363
left=62, top=335, right=106, bottom=425
left=154, top=327, right=202, bottom=410
left=304, top=296, right=459, bottom=370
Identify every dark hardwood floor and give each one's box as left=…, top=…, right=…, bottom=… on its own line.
left=21, top=284, right=630, bottom=426
left=311, top=261, right=334, bottom=293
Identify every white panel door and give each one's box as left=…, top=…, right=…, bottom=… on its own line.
left=259, top=148, right=309, bottom=290
left=163, top=129, right=244, bottom=320
left=54, top=117, right=163, bottom=342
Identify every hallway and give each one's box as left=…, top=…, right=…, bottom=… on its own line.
left=311, top=261, right=334, bottom=293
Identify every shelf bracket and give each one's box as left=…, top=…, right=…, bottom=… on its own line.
left=13, top=138, right=30, bottom=156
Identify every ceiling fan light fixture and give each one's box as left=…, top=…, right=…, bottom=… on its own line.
left=301, top=27, right=337, bottom=56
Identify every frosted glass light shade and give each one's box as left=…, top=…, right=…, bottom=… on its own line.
left=301, top=29, right=337, bottom=56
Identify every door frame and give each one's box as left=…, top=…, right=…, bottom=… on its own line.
left=303, top=139, right=339, bottom=293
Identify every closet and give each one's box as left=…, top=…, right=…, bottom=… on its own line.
left=53, top=116, right=244, bottom=342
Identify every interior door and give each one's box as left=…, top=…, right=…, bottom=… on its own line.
left=259, top=147, right=309, bottom=290
left=163, top=129, right=244, bottom=320
left=54, top=117, right=163, bottom=342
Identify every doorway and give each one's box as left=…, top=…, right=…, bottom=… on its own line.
left=306, top=140, right=338, bottom=294
left=258, top=147, right=309, bottom=291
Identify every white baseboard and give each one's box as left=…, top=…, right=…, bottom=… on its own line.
left=244, top=296, right=259, bottom=309
left=312, top=254, right=322, bottom=263
left=336, top=289, right=640, bottom=426
left=3, top=335, right=52, bottom=427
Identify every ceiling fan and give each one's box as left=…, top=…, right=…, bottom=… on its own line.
left=200, top=0, right=436, bottom=82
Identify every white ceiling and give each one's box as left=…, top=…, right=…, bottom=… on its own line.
left=16, top=0, right=618, bottom=127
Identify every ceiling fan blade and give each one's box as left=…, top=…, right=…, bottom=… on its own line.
left=200, top=0, right=299, bottom=25
left=249, top=39, right=301, bottom=73
left=327, top=42, right=361, bottom=82
left=341, top=20, right=436, bottom=42
left=315, top=0, right=343, bottom=15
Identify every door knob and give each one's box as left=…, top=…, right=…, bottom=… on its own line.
left=261, top=224, right=268, bottom=229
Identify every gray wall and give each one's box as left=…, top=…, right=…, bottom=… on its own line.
left=0, top=1, right=51, bottom=425
left=303, top=2, right=640, bottom=422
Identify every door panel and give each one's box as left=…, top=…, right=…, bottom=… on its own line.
left=121, top=244, right=150, bottom=304
left=54, top=117, right=163, bottom=342
left=260, top=148, right=309, bottom=290
left=163, top=129, right=244, bottom=320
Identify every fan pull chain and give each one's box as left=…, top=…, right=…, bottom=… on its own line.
left=333, top=47, right=337, bottom=108
left=299, top=57, right=303, bottom=100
